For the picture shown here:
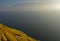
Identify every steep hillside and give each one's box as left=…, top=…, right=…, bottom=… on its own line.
left=0, top=23, right=38, bottom=41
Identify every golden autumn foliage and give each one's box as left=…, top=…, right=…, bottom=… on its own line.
left=0, top=23, right=38, bottom=41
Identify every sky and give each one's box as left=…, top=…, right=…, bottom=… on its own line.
left=0, top=0, right=60, bottom=11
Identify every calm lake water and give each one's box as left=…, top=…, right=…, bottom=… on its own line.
left=0, top=11, right=60, bottom=41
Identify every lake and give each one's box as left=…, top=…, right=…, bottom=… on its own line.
left=0, top=11, right=60, bottom=41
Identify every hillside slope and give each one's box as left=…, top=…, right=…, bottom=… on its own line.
left=0, top=23, right=37, bottom=41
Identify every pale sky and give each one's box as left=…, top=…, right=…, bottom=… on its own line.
left=0, top=0, right=60, bottom=11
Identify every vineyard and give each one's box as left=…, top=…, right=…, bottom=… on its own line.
left=0, top=23, right=37, bottom=41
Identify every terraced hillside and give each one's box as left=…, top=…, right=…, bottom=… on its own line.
left=0, top=23, right=37, bottom=41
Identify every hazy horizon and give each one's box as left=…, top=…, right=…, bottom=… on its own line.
left=0, top=0, right=60, bottom=41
